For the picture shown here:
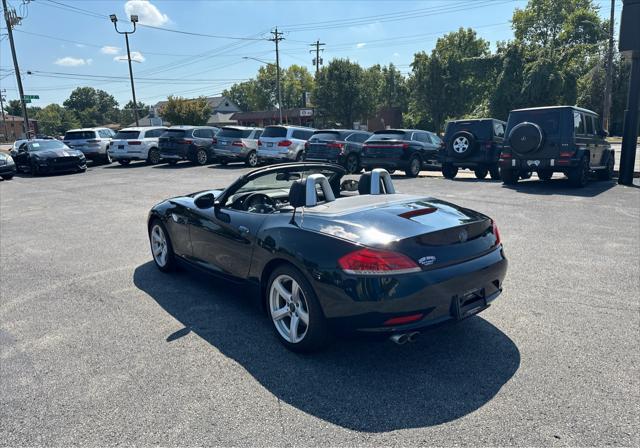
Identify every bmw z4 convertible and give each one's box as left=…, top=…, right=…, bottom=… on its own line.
left=147, top=162, right=507, bottom=352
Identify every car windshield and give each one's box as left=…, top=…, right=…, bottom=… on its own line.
left=28, top=140, right=67, bottom=151
left=65, top=131, right=95, bottom=140
left=115, top=131, right=140, bottom=139
left=230, top=166, right=342, bottom=200
left=371, top=131, right=408, bottom=140
left=508, top=110, right=561, bottom=135
left=218, top=128, right=252, bottom=138
left=262, top=126, right=287, bottom=138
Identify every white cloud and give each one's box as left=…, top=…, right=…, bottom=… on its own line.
left=124, top=0, right=169, bottom=26
left=101, top=45, right=120, bottom=55
left=393, top=52, right=400, bottom=57
left=54, top=57, right=91, bottom=66
left=75, top=43, right=86, bottom=48
left=356, top=43, right=366, bottom=49
left=114, top=51, right=145, bottom=63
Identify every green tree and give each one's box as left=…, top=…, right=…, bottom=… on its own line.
left=63, top=87, right=119, bottom=127
left=35, top=104, right=80, bottom=136
left=489, top=43, right=526, bottom=120
left=313, top=59, right=368, bottom=127
left=119, top=100, right=147, bottom=126
left=158, top=96, right=212, bottom=125
left=3, top=99, right=22, bottom=116
left=281, top=65, right=314, bottom=109
left=223, top=80, right=261, bottom=112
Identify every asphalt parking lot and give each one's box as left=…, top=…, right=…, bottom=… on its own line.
left=1, top=161, right=638, bottom=446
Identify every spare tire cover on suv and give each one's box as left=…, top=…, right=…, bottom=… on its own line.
left=509, top=122, right=543, bottom=154
left=449, top=131, right=476, bottom=158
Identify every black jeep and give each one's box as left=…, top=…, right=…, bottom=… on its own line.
left=499, top=106, right=614, bottom=187
left=441, top=118, right=506, bottom=180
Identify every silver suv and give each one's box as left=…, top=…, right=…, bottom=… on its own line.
left=257, top=125, right=315, bottom=163
left=63, top=127, right=115, bottom=164
left=213, top=126, right=263, bottom=167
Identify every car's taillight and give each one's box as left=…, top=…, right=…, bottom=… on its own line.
left=258, top=139, right=262, bottom=146
left=327, top=142, right=344, bottom=150
left=278, top=140, right=292, bottom=147
left=129, top=141, right=141, bottom=145
left=338, top=248, right=421, bottom=275
left=559, top=150, right=575, bottom=158
left=499, top=151, right=512, bottom=159
left=492, top=220, right=501, bottom=247
left=232, top=140, right=244, bottom=147
left=384, top=313, right=424, bottom=326
left=304, top=141, right=309, bottom=150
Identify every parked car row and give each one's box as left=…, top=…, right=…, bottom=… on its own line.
left=2, top=105, right=615, bottom=188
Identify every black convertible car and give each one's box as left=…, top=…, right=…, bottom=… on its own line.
left=148, top=162, right=507, bottom=352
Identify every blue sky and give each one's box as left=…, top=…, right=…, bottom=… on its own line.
left=0, top=0, right=622, bottom=109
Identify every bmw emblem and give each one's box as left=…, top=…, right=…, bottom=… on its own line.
left=458, top=229, right=468, bottom=243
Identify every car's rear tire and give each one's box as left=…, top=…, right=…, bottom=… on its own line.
left=489, top=166, right=501, bottom=180
left=442, top=163, right=458, bottom=179
left=245, top=150, right=258, bottom=167
left=1, top=174, right=14, bottom=180
left=474, top=167, right=488, bottom=179
left=568, top=156, right=589, bottom=188
left=267, top=264, right=331, bottom=352
left=501, top=168, right=518, bottom=185
left=405, top=155, right=421, bottom=178
left=103, top=148, right=112, bottom=164
left=597, top=154, right=614, bottom=181
left=118, top=160, right=131, bottom=166
left=538, top=170, right=553, bottom=181
left=345, top=153, right=360, bottom=174
left=149, top=220, right=176, bottom=273
left=195, top=148, right=208, bottom=166
left=295, top=151, right=304, bottom=161
left=147, top=148, right=161, bottom=165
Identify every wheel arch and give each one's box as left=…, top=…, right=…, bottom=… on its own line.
left=259, top=258, right=295, bottom=312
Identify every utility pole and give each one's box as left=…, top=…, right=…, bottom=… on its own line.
left=602, top=0, right=615, bottom=132
left=0, top=89, right=10, bottom=142
left=2, top=0, right=30, bottom=138
left=309, top=40, right=325, bottom=76
left=270, top=28, right=284, bottom=124
left=110, top=13, right=140, bottom=126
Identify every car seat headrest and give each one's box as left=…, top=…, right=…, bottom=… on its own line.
left=358, top=168, right=396, bottom=195
left=289, top=173, right=336, bottom=207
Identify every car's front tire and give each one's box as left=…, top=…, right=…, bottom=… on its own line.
left=149, top=220, right=176, bottom=272
left=474, top=167, right=488, bottom=179
left=245, top=151, right=258, bottom=167
left=267, top=265, right=330, bottom=352
left=442, top=163, right=458, bottom=179
left=568, top=156, right=589, bottom=188
left=147, top=148, right=161, bottom=165
left=195, top=148, right=208, bottom=166
left=501, top=168, right=518, bottom=185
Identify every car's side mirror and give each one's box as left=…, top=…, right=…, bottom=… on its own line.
left=194, top=193, right=216, bottom=209
left=341, top=179, right=359, bottom=192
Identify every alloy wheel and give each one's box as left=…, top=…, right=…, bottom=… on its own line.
left=346, top=154, right=359, bottom=174
left=197, top=149, right=208, bottom=165
left=452, top=136, right=469, bottom=154
left=151, top=224, right=168, bottom=267
left=269, top=274, right=310, bottom=344
left=247, top=151, right=258, bottom=167
left=149, top=149, right=160, bottom=164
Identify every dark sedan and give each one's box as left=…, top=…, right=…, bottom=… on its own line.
left=305, top=129, right=372, bottom=173
left=11, top=139, right=87, bottom=175
left=147, top=162, right=507, bottom=352
left=0, top=152, right=17, bottom=180
left=361, top=129, right=442, bottom=177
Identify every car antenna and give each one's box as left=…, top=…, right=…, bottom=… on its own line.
left=289, top=207, right=300, bottom=226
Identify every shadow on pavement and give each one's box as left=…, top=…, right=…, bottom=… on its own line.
left=104, top=162, right=150, bottom=169
left=133, top=261, right=520, bottom=432
left=503, top=177, right=617, bottom=197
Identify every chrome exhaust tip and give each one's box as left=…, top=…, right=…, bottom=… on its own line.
left=407, top=331, right=420, bottom=343
left=390, top=333, right=409, bottom=345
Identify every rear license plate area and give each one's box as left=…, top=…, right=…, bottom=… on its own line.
left=453, top=288, right=487, bottom=320
left=267, top=142, right=273, bottom=147
left=118, top=145, right=124, bottom=149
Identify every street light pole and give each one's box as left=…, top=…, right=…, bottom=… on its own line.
left=110, top=14, right=140, bottom=127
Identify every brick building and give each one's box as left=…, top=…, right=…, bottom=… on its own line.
left=0, top=114, right=39, bottom=142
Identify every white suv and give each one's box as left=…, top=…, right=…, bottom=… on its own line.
left=109, top=127, right=167, bottom=165
left=257, top=125, right=315, bottom=163
left=63, top=128, right=115, bottom=164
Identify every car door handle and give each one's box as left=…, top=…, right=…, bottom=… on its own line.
left=238, top=225, right=250, bottom=235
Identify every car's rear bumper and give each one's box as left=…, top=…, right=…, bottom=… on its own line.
left=159, top=146, right=191, bottom=160
left=214, top=146, right=250, bottom=160
left=500, top=157, right=579, bottom=171
left=110, top=149, right=147, bottom=160
left=258, top=149, right=296, bottom=161
left=313, top=246, right=507, bottom=333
